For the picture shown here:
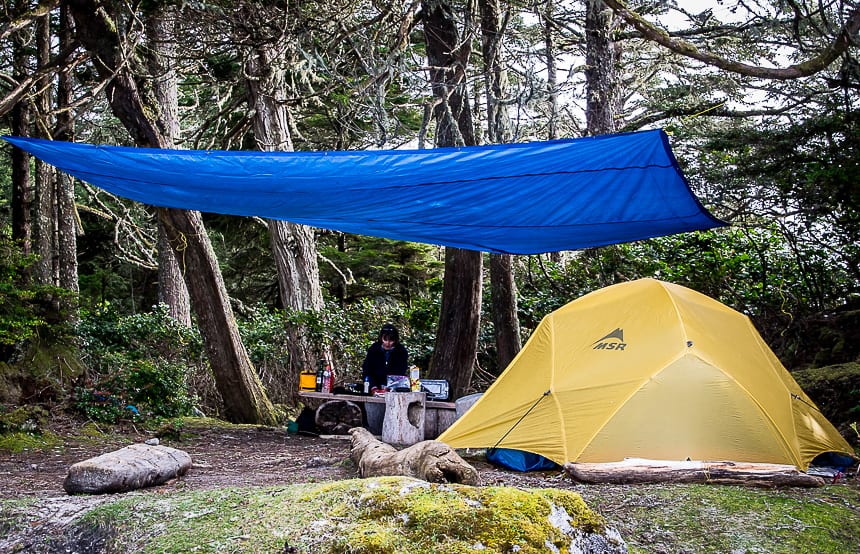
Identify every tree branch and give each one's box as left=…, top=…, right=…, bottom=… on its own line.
left=602, top=0, right=860, bottom=80
left=0, top=0, right=60, bottom=42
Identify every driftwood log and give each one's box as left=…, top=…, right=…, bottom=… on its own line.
left=564, top=458, right=826, bottom=488
left=349, top=426, right=479, bottom=485
left=64, top=443, right=192, bottom=495
left=315, top=399, right=363, bottom=435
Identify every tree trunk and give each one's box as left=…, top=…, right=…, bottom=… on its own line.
left=429, top=248, right=482, bottom=399
left=479, top=0, right=521, bottom=371
left=11, top=6, right=31, bottom=262
left=146, top=4, right=191, bottom=326
left=315, top=400, right=363, bottom=435
left=267, top=220, right=327, bottom=373
left=382, top=392, right=425, bottom=446
left=581, top=0, right=621, bottom=270
left=158, top=207, right=277, bottom=423
left=69, top=0, right=276, bottom=424
left=423, top=0, right=475, bottom=148
left=245, top=40, right=330, bottom=379
left=33, top=11, right=54, bottom=287
left=543, top=0, right=559, bottom=141
left=490, top=254, right=521, bottom=369
left=585, top=0, right=619, bottom=135
left=423, top=0, right=483, bottom=400
left=64, top=444, right=192, bottom=495
left=55, top=5, right=79, bottom=302
left=479, top=0, right=512, bottom=144
left=564, top=459, right=826, bottom=488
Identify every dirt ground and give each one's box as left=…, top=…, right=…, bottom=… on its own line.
left=0, top=415, right=552, bottom=501
left=3, top=415, right=860, bottom=554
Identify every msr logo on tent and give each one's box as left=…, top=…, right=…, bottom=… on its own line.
left=593, top=328, right=627, bottom=350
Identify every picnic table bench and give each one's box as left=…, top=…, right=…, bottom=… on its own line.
left=298, top=391, right=457, bottom=441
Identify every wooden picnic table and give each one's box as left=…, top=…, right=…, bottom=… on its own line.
left=298, top=391, right=457, bottom=439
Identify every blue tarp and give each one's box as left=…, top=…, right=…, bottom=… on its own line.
left=2, top=129, right=725, bottom=254
left=486, top=448, right=558, bottom=472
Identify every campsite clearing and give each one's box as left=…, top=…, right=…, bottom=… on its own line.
left=1, top=416, right=859, bottom=553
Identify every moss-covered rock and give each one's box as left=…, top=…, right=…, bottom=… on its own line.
left=305, top=477, right=623, bottom=553
left=793, top=362, right=860, bottom=445
left=0, top=340, right=84, bottom=405
left=56, top=477, right=626, bottom=553
left=0, top=404, right=49, bottom=434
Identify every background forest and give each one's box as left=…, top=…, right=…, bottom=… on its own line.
left=0, top=0, right=858, bottom=442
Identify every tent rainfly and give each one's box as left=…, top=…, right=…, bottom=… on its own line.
left=438, top=279, right=853, bottom=471
left=1, top=129, right=724, bottom=254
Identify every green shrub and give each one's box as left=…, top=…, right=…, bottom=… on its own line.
left=0, top=236, right=75, bottom=360
left=75, top=304, right=203, bottom=423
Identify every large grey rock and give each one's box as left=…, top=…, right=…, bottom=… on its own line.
left=63, top=443, right=192, bottom=495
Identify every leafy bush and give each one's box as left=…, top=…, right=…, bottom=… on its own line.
left=75, top=304, right=203, bottom=423
left=0, top=236, right=75, bottom=361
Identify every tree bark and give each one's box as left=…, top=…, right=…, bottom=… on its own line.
left=479, top=0, right=512, bottom=144
left=349, top=426, right=479, bottom=485
left=63, top=443, right=192, bottom=495
left=146, top=4, right=191, bottom=326
left=68, top=0, right=276, bottom=424
left=11, top=3, right=32, bottom=262
left=478, top=0, right=521, bottom=372
left=490, top=254, right=521, bottom=369
left=423, top=0, right=483, bottom=400
left=245, top=38, right=330, bottom=379
left=382, top=392, right=425, bottom=446
left=429, top=247, right=482, bottom=399
left=423, top=0, right=475, bottom=148
left=542, top=0, right=559, bottom=141
left=158, top=207, right=276, bottom=423
left=541, top=0, right=563, bottom=265
left=33, top=11, right=54, bottom=287
left=54, top=4, right=79, bottom=302
left=585, top=0, right=619, bottom=135
left=315, top=400, right=362, bottom=435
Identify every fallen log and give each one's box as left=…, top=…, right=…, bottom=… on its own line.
left=349, top=426, right=479, bottom=485
left=564, top=458, right=826, bottom=488
left=315, top=399, right=363, bottom=435
left=64, top=443, right=192, bottom=495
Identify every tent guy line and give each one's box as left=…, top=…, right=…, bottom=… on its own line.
left=2, top=129, right=726, bottom=254
left=489, top=389, right=552, bottom=452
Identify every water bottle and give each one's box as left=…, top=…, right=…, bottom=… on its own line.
left=363, top=376, right=370, bottom=395
left=315, top=364, right=324, bottom=392
left=323, top=364, right=332, bottom=393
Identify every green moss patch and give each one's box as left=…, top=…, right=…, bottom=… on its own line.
left=0, top=430, right=61, bottom=453
left=578, top=483, right=860, bottom=554
left=73, top=477, right=620, bottom=553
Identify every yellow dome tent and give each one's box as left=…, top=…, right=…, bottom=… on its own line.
left=439, top=278, right=852, bottom=470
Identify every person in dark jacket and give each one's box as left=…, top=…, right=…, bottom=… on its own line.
left=361, top=323, right=409, bottom=391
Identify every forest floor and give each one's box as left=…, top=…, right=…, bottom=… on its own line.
left=1, top=415, right=859, bottom=553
